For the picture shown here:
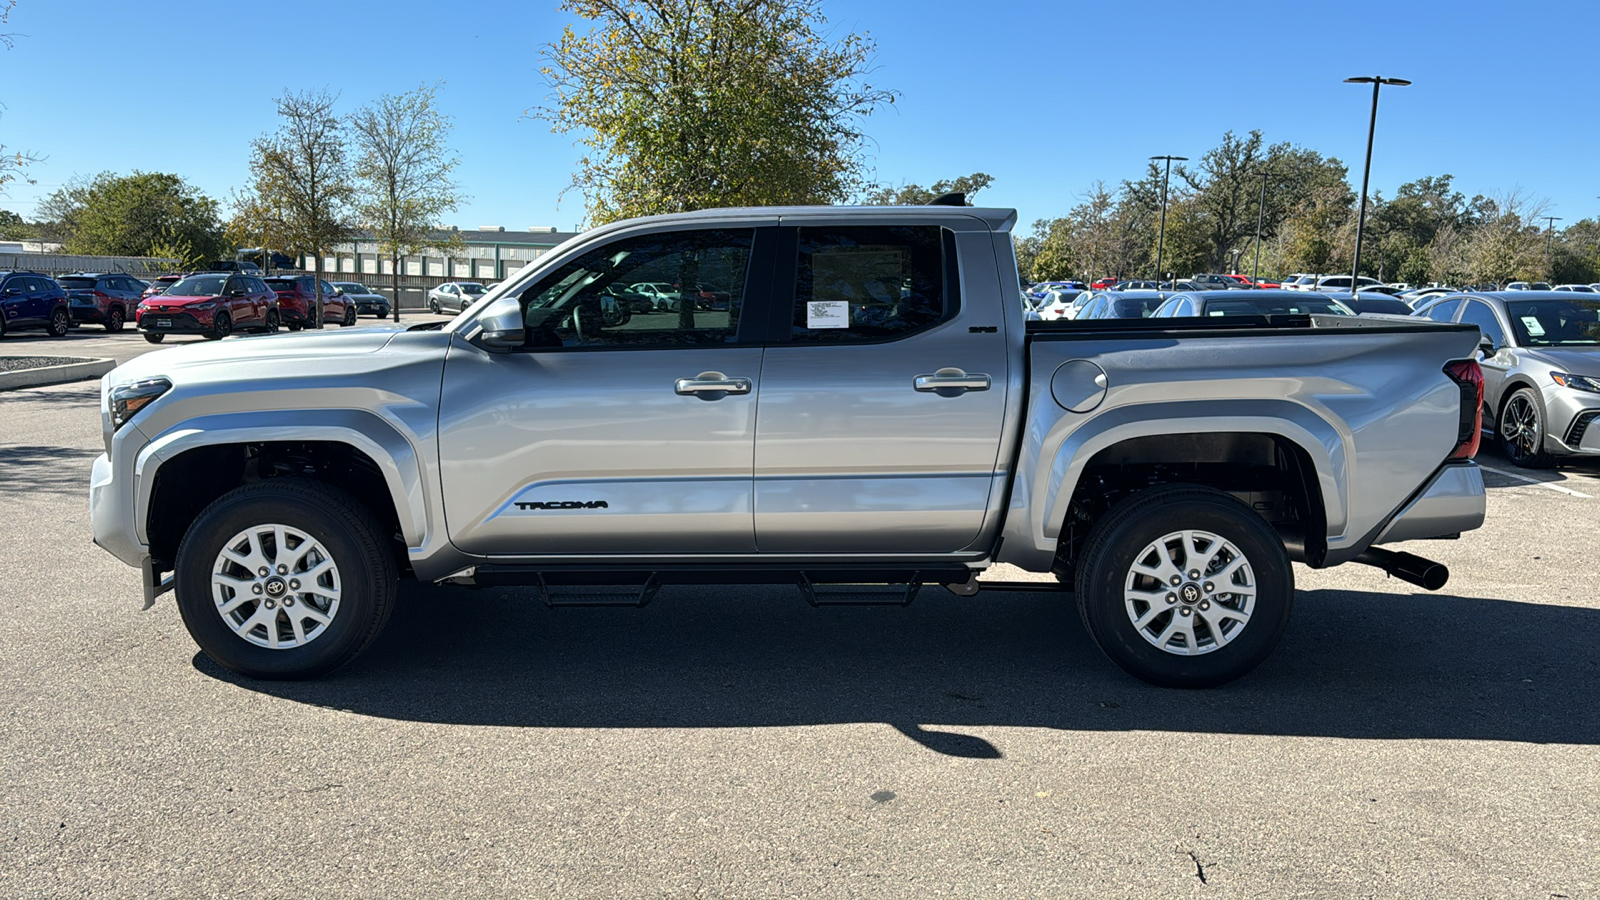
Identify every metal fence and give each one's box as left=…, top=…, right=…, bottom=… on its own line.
left=0, top=253, right=179, bottom=276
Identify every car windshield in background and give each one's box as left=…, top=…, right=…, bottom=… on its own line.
left=1205, top=298, right=1351, bottom=316
left=168, top=274, right=229, bottom=296
left=1506, top=299, right=1600, bottom=346
left=57, top=277, right=97, bottom=289
left=460, top=283, right=486, bottom=295
left=1112, top=297, right=1161, bottom=317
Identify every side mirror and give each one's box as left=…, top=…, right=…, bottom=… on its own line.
left=477, top=295, right=526, bottom=350
left=1479, top=334, right=1496, bottom=356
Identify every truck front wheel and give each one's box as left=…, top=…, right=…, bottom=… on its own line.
left=172, top=478, right=397, bottom=680
left=1074, top=486, right=1293, bottom=688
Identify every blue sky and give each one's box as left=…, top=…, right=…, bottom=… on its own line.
left=2, top=0, right=1596, bottom=233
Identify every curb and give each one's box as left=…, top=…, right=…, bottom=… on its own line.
left=0, top=357, right=117, bottom=392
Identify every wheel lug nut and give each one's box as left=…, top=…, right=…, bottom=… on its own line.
left=1180, top=608, right=1192, bottom=617
left=1203, top=582, right=1214, bottom=593
left=1166, top=593, right=1177, bottom=604
left=1170, top=576, right=1181, bottom=586
left=252, top=584, right=263, bottom=595
left=264, top=600, right=276, bottom=609
left=258, top=567, right=269, bottom=577
left=284, top=597, right=295, bottom=607
left=1188, top=570, right=1200, bottom=580
left=1199, top=601, right=1210, bottom=610
left=290, top=579, right=300, bottom=590
left=277, top=565, right=288, bottom=575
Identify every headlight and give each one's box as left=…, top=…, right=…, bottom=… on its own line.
left=188, top=302, right=217, bottom=311
left=110, top=378, right=172, bottom=431
left=1551, top=373, right=1600, bottom=394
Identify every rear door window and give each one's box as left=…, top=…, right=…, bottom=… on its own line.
left=789, top=225, right=953, bottom=343
left=1424, top=298, right=1463, bottom=322
left=1460, top=300, right=1505, bottom=347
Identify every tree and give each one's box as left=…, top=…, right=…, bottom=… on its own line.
left=864, top=173, right=993, bottom=206
left=0, top=208, right=33, bottom=240
left=1461, top=190, right=1548, bottom=287
left=232, top=90, right=354, bottom=327
left=534, top=0, right=896, bottom=224
left=351, top=83, right=464, bottom=322
left=37, top=171, right=226, bottom=259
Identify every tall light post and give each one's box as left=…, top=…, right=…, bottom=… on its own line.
left=1150, top=154, right=1187, bottom=286
left=1345, top=76, right=1410, bottom=293
left=1544, top=215, right=1562, bottom=279
left=1251, top=169, right=1281, bottom=284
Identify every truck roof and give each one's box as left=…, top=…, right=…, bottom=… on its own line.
left=591, top=205, right=1019, bottom=236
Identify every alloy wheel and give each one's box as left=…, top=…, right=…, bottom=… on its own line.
left=210, top=523, right=342, bottom=650
left=1122, top=529, right=1256, bottom=656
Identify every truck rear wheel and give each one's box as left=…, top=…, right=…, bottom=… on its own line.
left=1074, top=485, right=1293, bottom=688
left=173, top=478, right=397, bottom=680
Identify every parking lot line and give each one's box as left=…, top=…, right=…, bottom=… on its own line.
left=1477, top=463, right=1593, bottom=498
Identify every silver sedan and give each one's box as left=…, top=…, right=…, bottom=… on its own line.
left=1416, top=291, right=1600, bottom=467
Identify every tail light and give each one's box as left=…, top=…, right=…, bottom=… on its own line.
left=1444, top=360, right=1484, bottom=459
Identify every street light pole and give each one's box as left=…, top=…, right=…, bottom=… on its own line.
left=1544, top=216, right=1563, bottom=279
left=1345, top=76, right=1410, bottom=294
left=1150, top=154, right=1187, bottom=287
left=1252, top=170, right=1280, bottom=284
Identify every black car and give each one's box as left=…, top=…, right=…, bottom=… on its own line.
left=56, top=272, right=146, bottom=332
left=0, top=271, right=71, bottom=338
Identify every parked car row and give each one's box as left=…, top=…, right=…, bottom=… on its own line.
left=0, top=268, right=407, bottom=342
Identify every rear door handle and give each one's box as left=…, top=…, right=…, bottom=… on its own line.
left=914, top=368, right=991, bottom=395
left=675, top=372, right=752, bottom=399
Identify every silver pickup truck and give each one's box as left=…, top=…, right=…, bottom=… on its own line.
left=90, top=205, right=1487, bottom=687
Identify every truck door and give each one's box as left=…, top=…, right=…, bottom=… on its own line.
left=437, top=226, right=772, bottom=555
left=753, top=222, right=1010, bottom=554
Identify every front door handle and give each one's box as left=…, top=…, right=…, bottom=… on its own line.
left=675, top=372, right=752, bottom=400
left=914, top=368, right=991, bottom=396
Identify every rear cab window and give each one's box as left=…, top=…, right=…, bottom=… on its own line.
left=788, top=225, right=956, bottom=343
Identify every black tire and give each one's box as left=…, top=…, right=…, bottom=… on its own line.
left=287, top=320, right=303, bottom=332
left=143, top=332, right=165, bottom=344
left=205, top=312, right=232, bottom=340
left=173, top=478, right=398, bottom=680
left=1498, top=387, right=1554, bottom=468
left=46, top=307, right=70, bottom=337
left=1074, top=485, right=1294, bottom=688
left=105, top=306, right=125, bottom=333
left=428, top=297, right=440, bottom=314
left=261, top=310, right=279, bottom=334
left=342, top=304, right=356, bottom=327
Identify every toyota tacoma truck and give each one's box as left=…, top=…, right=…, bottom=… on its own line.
left=90, top=204, right=1487, bottom=687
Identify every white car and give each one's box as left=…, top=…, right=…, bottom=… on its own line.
left=427, top=281, right=487, bottom=314
left=1552, top=284, right=1597, bottom=293
left=1036, top=289, right=1092, bottom=321
left=628, top=281, right=681, bottom=311
left=1313, top=275, right=1382, bottom=292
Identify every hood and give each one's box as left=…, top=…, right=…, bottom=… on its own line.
left=1522, top=347, right=1600, bottom=374
left=108, top=327, right=408, bottom=386
left=144, top=293, right=221, bottom=307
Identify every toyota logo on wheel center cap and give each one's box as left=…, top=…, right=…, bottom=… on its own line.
left=1180, top=583, right=1202, bottom=604
left=264, top=577, right=288, bottom=597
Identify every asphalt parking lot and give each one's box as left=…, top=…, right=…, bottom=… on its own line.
left=2, top=334, right=1598, bottom=896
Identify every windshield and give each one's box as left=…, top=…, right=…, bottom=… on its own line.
left=1203, top=297, right=1352, bottom=316
left=1506, top=299, right=1600, bottom=346
left=167, top=274, right=229, bottom=296
left=57, top=277, right=97, bottom=289
left=459, top=283, right=486, bottom=295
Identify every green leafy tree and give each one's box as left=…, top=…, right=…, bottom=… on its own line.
left=351, top=83, right=465, bottom=322
left=864, top=173, right=994, bottom=206
left=0, top=207, right=34, bottom=239
left=534, top=0, right=896, bottom=224
left=232, top=90, right=354, bottom=327
left=37, top=171, right=227, bottom=259
left=1462, top=191, right=1547, bottom=286
left=1029, top=218, right=1076, bottom=281
left=1552, top=218, right=1600, bottom=285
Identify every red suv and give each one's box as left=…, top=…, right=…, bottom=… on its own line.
left=263, top=276, right=354, bottom=329
left=136, top=273, right=279, bottom=343
left=142, top=274, right=186, bottom=300
left=58, top=273, right=146, bottom=332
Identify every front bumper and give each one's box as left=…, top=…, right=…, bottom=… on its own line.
left=1546, top=389, right=1600, bottom=455
left=137, top=310, right=211, bottom=334
left=1374, top=461, right=1486, bottom=545
left=354, top=300, right=390, bottom=315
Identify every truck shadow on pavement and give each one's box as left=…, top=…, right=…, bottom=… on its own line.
left=198, top=583, right=1600, bottom=757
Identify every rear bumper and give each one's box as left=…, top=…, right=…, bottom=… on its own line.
left=70, top=302, right=110, bottom=323
left=1373, top=461, right=1486, bottom=545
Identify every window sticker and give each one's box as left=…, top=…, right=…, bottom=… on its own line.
left=1521, top=316, right=1545, bottom=336
left=807, top=300, right=849, bottom=329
